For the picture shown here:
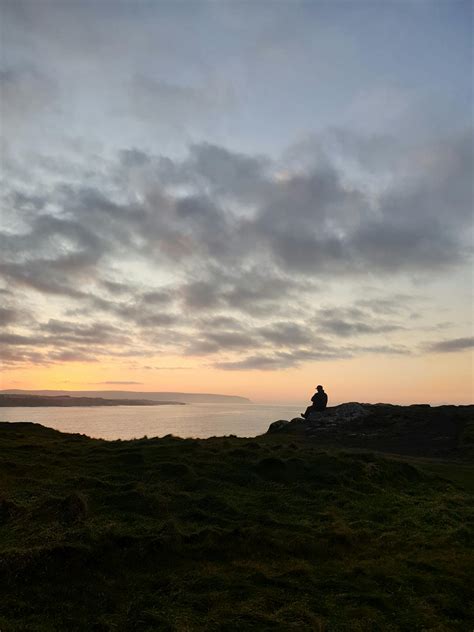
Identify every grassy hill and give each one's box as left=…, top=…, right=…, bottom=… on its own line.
left=0, top=405, right=473, bottom=631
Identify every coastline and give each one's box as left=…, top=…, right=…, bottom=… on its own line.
left=0, top=394, right=185, bottom=408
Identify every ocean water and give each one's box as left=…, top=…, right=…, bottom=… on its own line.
left=0, top=403, right=301, bottom=440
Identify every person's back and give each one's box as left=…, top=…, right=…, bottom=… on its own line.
left=301, top=385, right=328, bottom=418
left=311, top=387, right=328, bottom=411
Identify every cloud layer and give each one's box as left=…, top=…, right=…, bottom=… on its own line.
left=1, top=1, right=472, bottom=375
left=1, top=130, right=472, bottom=370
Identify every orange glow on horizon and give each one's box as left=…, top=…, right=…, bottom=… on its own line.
left=2, top=351, right=472, bottom=406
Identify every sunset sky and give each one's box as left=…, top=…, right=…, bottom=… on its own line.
left=1, top=0, right=473, bottom=405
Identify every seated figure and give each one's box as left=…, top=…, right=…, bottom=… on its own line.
left=301, top=385, right=328, bottom=419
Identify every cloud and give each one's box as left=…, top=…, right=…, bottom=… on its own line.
left=258, top=322, right=313, bottom=346
left=0, top=261, right=89, bottom=298
left=49, top=349, right=99, bottom=362
left=39, top=319, right=131, bottom=344
left=100, top=280, right=136, bottom=295
left=214, top=347, right=349, bottom=371
left=183, top=143, right=270, bottom=203
left=0, top=0, right=470, bottom=384
left=214, top=354, right=298, bottom=371
left=355, top=296, right=413, bottom=316
left=0, top=213, right=106, bottom=298
left=82, top=289, right=178, bottom=331
left=129, top=76, right=234, bottom=135
left=316, top=308, right=402, bottom=338
left=93, top=381, right=143, bottom=385
left=1, top=130, right=472, bottom=370
left=143, top=366, right=191, bottom=370
left=425, top=337, right=474, bottom=353
left=117, top=129, right=471, bottom=281
left=319, top=319, right=393, bottom=337
left=0, top=307, right=19, bottom=326
left=213, top=339, right=411, bottom=371
left=4, top=131, right=471, bottom=290
left=0, top=317, right=141, bottom=367
left=0, top=65, right=57, bottom=129
left=357, top=344, right=410, bottom=355
left=186, top=330, right=258, bottom=356
left=0, top=332, right=42, bottom=346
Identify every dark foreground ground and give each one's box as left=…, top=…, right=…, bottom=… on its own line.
left=1, top=404, right=473, bottom=631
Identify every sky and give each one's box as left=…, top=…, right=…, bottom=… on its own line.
left=0, top=0, right=473, bottom=404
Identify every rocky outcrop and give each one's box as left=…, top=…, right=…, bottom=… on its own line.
left=266, top=403, right=369, bottom=434
left=267, top=419, right=292, bottom=433
left=306, top=402, right=368, bottom=422
left=266, top=403, right=474, bottom=458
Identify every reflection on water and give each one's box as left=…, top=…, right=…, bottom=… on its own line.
left=0, top=403, right=300, bottom=440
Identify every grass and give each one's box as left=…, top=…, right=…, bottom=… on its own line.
left=0, top=417, right=473, bottom=631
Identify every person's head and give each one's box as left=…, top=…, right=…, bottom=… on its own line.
left=316, top=385, right=324, bottom=392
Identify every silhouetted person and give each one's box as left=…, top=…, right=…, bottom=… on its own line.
left=301, top=385, right=328, bottom=419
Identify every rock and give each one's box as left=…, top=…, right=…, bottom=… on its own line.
left=267, top=419, right=290, bottom=433
left=305, top=403, right=369, bottom=435
left=267, top=404, right=369, bottom=435
left=306, top=402, right=368, bottom=423
left=306, top=411, right=324, bottom=421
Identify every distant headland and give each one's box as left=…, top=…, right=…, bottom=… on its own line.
left=0, top=389, right=251, bottom=405
left=0, top=394, right=184, bottom=408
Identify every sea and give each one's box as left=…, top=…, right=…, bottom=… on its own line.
left=0, top=403, right=301, bottom=440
